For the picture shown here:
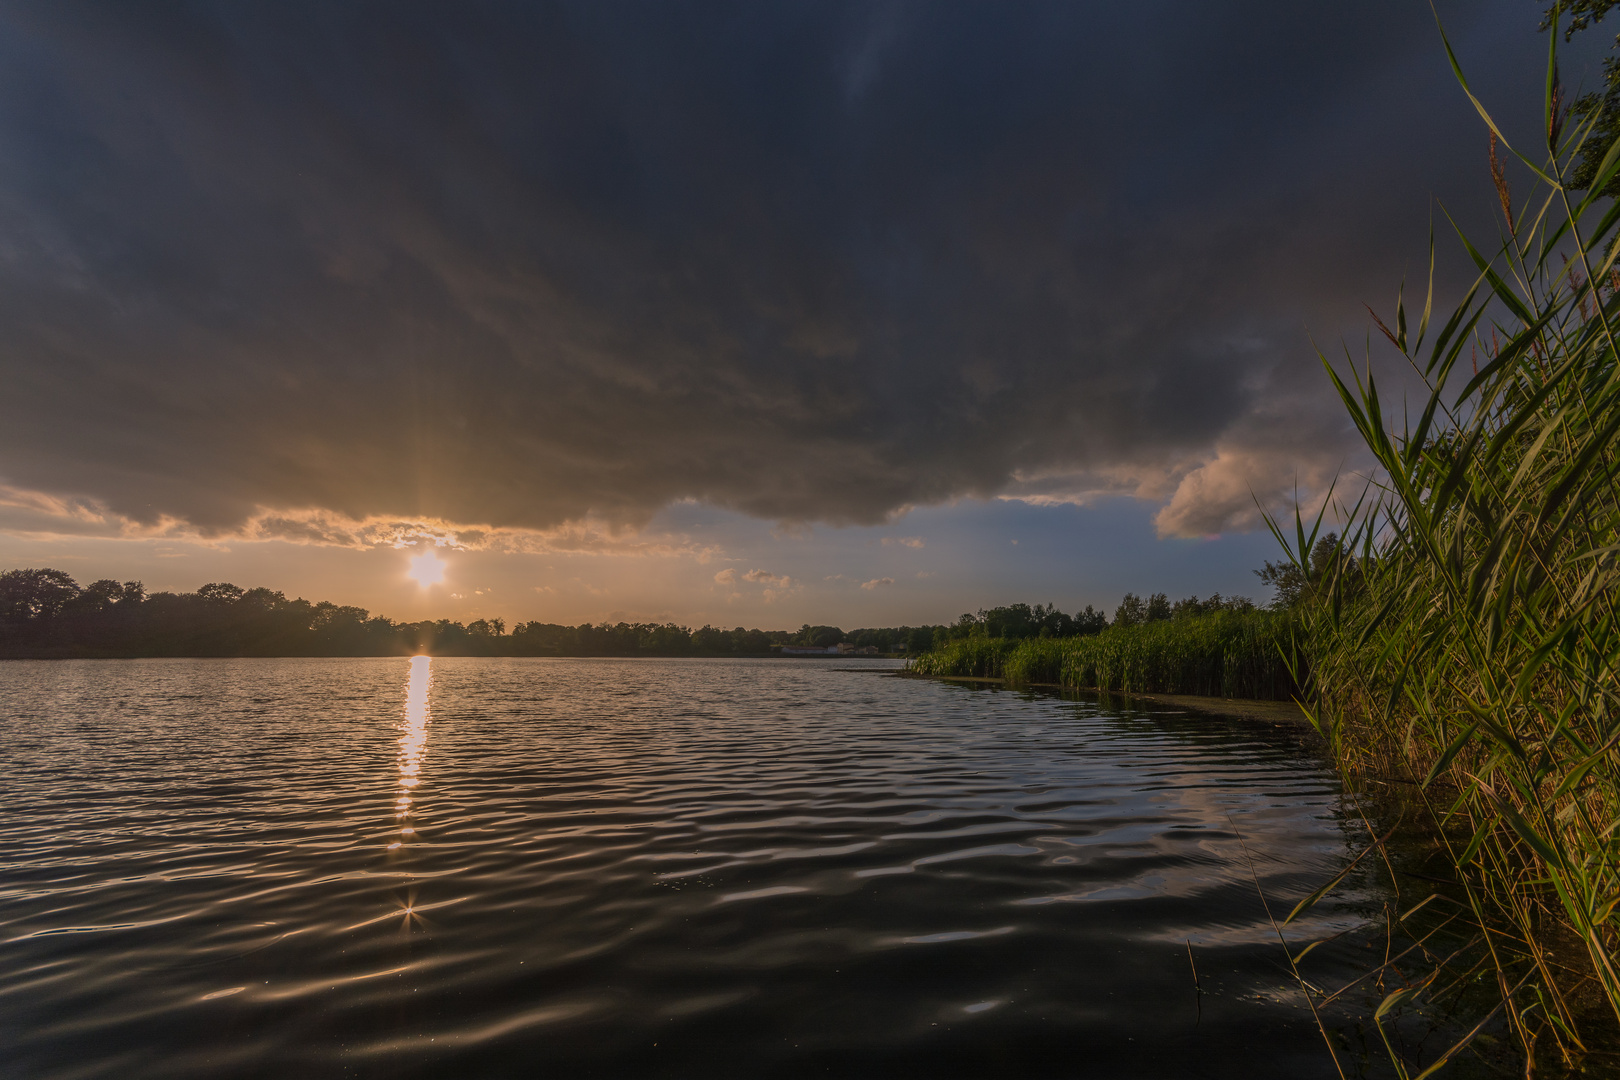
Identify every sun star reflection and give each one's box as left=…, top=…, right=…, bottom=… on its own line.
left=393, top=885, right=428, bottom=934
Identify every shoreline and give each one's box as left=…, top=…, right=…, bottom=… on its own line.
left=893, top=671, right=1311, bottom=727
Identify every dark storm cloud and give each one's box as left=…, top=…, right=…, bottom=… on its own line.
left=0, top=0, right=1573, bottom=536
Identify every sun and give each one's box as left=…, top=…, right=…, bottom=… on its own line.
left=406, top=549, right=447, bottom=588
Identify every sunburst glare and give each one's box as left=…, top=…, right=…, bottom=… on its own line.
left=406, top=549, right=446, bottom=588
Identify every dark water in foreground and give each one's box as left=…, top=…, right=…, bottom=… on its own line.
left=1, top=657, right=1381, bottom=1079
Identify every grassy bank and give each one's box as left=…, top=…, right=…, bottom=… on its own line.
left=908, top=608, right=1300, bottom=699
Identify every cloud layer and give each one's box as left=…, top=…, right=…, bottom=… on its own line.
left=0, top=1, right=1567, bottom=540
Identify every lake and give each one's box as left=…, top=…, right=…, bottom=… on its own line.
left=0, top=656, right=1380, bottom=1078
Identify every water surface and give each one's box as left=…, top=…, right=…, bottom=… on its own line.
left=1, top=657, right=1373, bottom=1078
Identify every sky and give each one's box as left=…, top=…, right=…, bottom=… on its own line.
left=0, top=1, right=1606, bottom=628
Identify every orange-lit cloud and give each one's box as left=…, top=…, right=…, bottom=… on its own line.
left=0, top=490, right=724, bottom=562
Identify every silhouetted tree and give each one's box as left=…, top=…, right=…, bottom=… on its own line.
left=0, top=568, right=81, bottom=624
left=795, top=624, right=844, bottom=647
left=1114, top=593, right=1146, bottom=628
left=1074, top=605, right=1109, bottom=634
left=197, top=582, right=245, bottom=604
left=72, top=579, right=126, bottom=610
left=1170, top=592, right=1256, bottom=619
left=1255, top=532, right=1350, bottom=608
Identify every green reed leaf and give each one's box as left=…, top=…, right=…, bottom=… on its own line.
left=1424, top=720, right=1482, bottom=787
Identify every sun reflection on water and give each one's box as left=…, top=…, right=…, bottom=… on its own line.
left=394, top=656, right=432, bottom=849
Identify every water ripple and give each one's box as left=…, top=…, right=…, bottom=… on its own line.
left=0, top=656, right=1377, bottom=1079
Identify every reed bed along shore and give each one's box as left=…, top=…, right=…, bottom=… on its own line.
left=907, top=609, right=1300, bottom=700
left=1242, top=18, right=1620, bottom=1074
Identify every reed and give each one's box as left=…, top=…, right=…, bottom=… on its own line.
left=1060, top=609, right=1298, bottom=697
left=906, top=635, right=1016, bottom=679
left=1275, top=12, right=1620, bottom=1066
left=908, top=609, right=1299, bottom=699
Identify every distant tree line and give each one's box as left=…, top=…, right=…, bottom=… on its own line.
left=938, top=591, right=1258, bottom=643
left=0, top=568, right=937, bottom=658
left=0, top=566, right=1282, bottom=659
